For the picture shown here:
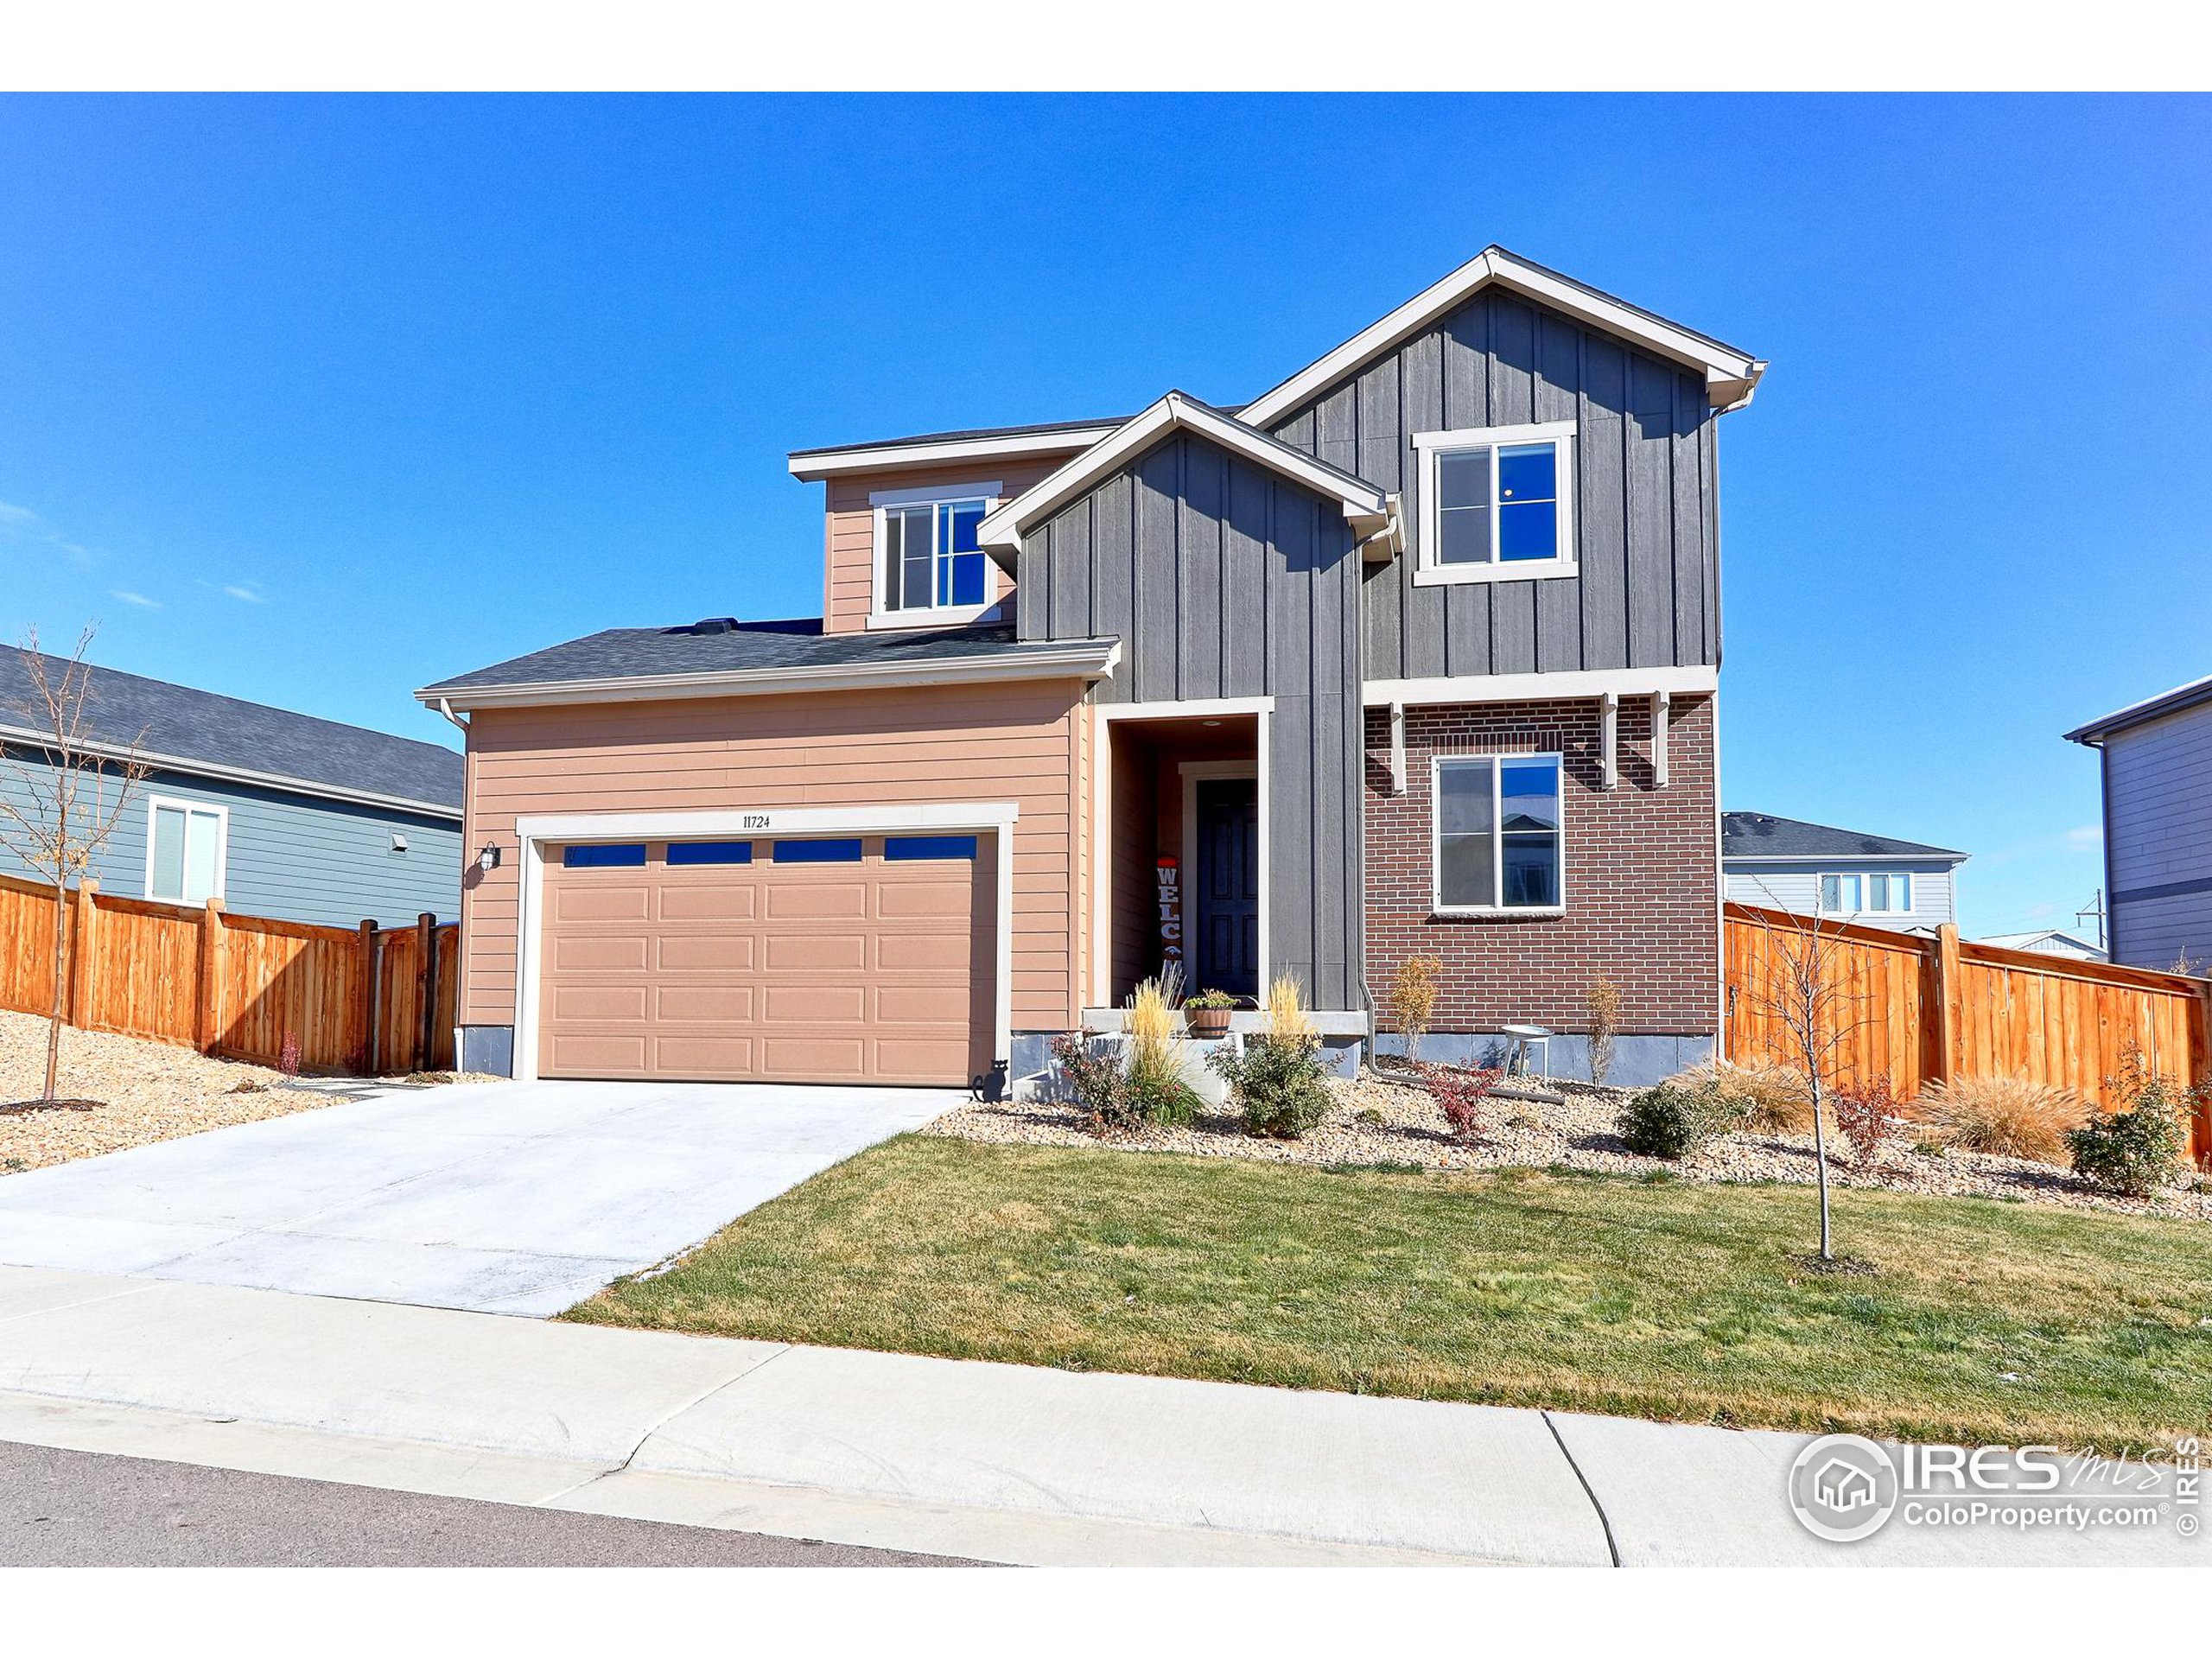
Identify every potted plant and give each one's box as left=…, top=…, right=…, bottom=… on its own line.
left=1185, top=988, right=1237, bottom=1039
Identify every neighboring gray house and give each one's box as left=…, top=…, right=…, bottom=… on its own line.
left=2067, top=673, right=2212, bottom=971
left=1722, top=810, right=1966, bottom=933
left=1980, top=929, right=2107, bottom=963
left=0, top=649, right=463, bottom=929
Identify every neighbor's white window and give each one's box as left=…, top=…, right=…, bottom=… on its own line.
left=871, top=482, right=1001, bottom=625
left=146, top=798, right=227, bottom=905
left=1433, top=753, right=1564, bottom=913
left=1820, top=872, right=1912, bottom=915
left=1411, top=421, right=1577, bottom=584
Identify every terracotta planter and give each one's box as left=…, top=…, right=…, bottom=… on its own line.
left=1186, top=1007, right=1235, bottom=1039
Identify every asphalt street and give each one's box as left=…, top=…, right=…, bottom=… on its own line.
left=0, top=1440, right=979, bottom=1567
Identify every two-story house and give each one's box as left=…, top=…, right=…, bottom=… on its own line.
left=1722, top=810, right=1967, bottom=935
left=419, top=247, right=1764, bottom=1091
left=2067, top=671, right=2212, bottom=971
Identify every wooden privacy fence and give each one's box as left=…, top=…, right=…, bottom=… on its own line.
left=0, top=871, right=455, bottom=1075
left=1724, top=901, right=2210, bottom=1163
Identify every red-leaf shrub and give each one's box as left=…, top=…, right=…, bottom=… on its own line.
left=1830, top=1075, right=1899, bottom=1165
left=1419, top=1063, right=1503, bottom=1144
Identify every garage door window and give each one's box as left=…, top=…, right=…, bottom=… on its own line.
left=666, top=841, right=753, bottom=865
left=563, top=843, right=646, bottom=868
left=885, top=835, right=978, bottom=861
left=773, top=838, right=864, bottom=863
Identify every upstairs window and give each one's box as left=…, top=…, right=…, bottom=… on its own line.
left=1821, top=872, right=1913, bottom=915
left=1412, top=421, right=1577, bottom=584
left=1433, top=754, right=1563, bottom=913
left=147, top=798, right=226, bottom=905
left=873, top=485, right=999, bottom=623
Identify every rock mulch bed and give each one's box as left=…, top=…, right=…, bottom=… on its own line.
left=0, top=1011, right=491, bottom=1175
left=924, top=1069, right=2212, bottom=1223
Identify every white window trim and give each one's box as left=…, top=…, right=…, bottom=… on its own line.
left=868, top=480, right=1005, bottom=629
left=1429, top=752, right=1566, bottom=917
left=1410, top=420, right=1578, bottom=587
left=143, top=795, right=229, bottom=906
left=1820, top=870, right=1914, bottom=917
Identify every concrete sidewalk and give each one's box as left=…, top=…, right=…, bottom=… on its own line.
left=0, top=1265, right=2196, bottom=1567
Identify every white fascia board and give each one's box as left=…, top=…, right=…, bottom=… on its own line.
left=416, top=641, right=1122, bottom=713
left=516, top=801, right=1019, bottom=843
left=0, top=721, right=462, bottom=821
left=1363, top=664, right=1718, bottom=709
left=1240, top=248, right=1766, bottom=429
left=977, top=394, right=1386, bottom=551
left=1723, top=853, right=1968, bottom=868
left=786, top=428, right=1118, bottom=481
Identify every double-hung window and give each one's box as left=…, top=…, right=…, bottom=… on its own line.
left=146, top=798, right=227, bottom=905
left=1433, top=754, right=1563, bottom=912
left=1820, top=872, right=1912, bottom=915
left=872, top=483, right=1000, bottom=625
left=1411, top=420, right=1577, bottom=583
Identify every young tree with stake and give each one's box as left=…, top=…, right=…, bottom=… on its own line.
left=0, top=628, right=149, bottom=1107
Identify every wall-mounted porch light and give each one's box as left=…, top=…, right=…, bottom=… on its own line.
left=477, top=843, right=502, bottom=873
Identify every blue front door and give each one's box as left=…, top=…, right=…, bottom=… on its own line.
left=1192, top=777, right=1260, bottom=999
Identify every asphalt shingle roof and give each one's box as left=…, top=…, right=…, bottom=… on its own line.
left=1721, top=811, right=1965, bottom=862
left=421, top=617, right=1109, bottom=693
left=0, top=648, right=461, bottom=814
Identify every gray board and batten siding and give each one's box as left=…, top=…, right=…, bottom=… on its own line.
left=1267, top=287, right=1722, bottom=681
left=1016, top=429, right=1365, bottom=1012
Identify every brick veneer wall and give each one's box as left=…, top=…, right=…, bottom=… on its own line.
left=1363, top=694, right=1719, bottom=1035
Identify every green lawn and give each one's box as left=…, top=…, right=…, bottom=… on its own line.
left=567, top=1135, right=2212, bottom=1450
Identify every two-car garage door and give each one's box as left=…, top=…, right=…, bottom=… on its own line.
left=537, top=833, right=995, bottom=1087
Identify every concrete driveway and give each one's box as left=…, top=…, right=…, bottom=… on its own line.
left=0, top=1080, right=957, bottom=1316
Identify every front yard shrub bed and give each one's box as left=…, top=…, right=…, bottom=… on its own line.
left=568, top=1135, right=2212, bottom=1452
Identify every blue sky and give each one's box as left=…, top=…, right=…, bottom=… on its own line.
left=2, top=93, right=2206, bottom=938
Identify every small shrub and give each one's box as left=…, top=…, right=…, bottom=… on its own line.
left=1049, top=1033, right=1143, bottom=1134
left=1586, top=973, right=1622, bottom=1087
left=1210, top=1033, right=1331, bottom=1139
left=1916, top=1075, right=2088, bottom=1164
left=1669, top=1061, right=1814, bottom=1135
left=1912, top=1135, right=1948, bottom=1160
left=1419, top=1062, right=1503, bottom=1143
left=1184, top=988, right=1236, bottom=1011
left=1618, top=1081, right=1717, bottom=1160
left=1386, top=956, right=1442, bottom=1063
left=278, top=1030, right=302, bottom=1078
left=1830, top=1075, right=1901, bottom=1166
left=2068, top=1074, right=2190, bottom=1197
left=1354, top=1107, right=1385, bottom=1127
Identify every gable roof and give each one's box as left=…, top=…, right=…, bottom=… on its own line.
left=418, top=618, right=1120, bottom=711
left=2064, top=671, right=2212, bottom=746
left=976, top=391, right=1390, bottom=554
left=0, top=648, right=461, bottom=818
left=1721, top=811, right=1966, bottom=862
left=1238, top=245, right=1768, bottom=429
left=1980, top=930, right=2106, bottom=957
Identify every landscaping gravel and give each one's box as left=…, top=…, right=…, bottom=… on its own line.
left=924, top=1069, right=2212, bottom=1223
left=2, top=1011, right=357, bottom=1173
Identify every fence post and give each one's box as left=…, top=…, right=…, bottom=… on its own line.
left=1928, top=923, right=1962, bottom=1089
left=2190, top=980, right=2212, bottom=1169
left=356, top=919, right=378, bottom=1075
left=415, top=912, right=436, bottom=1073
left=68, top=878, right=100, bottom=1029
left=195, top=898, right=226, bottom=1054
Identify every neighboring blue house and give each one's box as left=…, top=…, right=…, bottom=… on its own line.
left=0, top=648, right=463, bottom=929
left=1722, top=810, right=1967, bottom=935
left=2067, top=672, right=2212, bottom=971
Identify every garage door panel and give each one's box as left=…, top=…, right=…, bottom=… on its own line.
left=765, top=883, right=869, bottom=920
left=550, top=935, right=650, bottom=973
left=552, top=885, right=653, bottom=923
left=654, top=985, right=757, bottom=1023
left=548, top=984, right=651, bottom=1022
left=658, top=885, right=759, bottom=921
left=763, top=932, right=868, bottom=972
left=656, top=935, right=756, bottom=972
left=541, top=836, right=994, bottom=1085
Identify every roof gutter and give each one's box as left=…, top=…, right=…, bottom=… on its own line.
left=0, top=722, right=462, bottom=821
left=416, top=639, right=1124, bottom=714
